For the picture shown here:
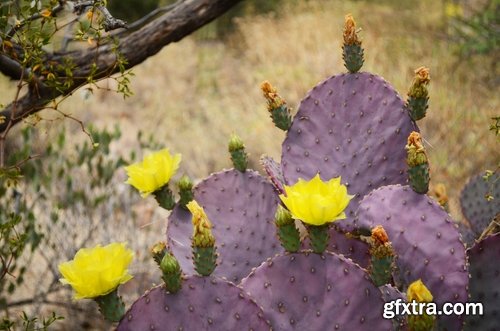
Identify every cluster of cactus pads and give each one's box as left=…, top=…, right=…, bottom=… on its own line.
left=116, top=14, right=499, bottom=330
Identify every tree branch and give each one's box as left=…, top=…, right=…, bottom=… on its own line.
left=0, top=0, right=242, bottom=134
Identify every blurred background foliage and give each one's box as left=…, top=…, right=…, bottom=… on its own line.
left=1, top=0, right=498, bottom=329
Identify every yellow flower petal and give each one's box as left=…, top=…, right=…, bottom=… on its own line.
left=125, top=149, right=181, bottom=197
left=279, top=173, right=354, bottom=226
left=58, top=242, right=134, bottom=299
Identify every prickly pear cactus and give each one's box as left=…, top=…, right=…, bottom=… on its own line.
left=351, top=185, right=468, bottom=330
left=379, top=284, right=408, bottom=331
left=167, top=169, right=281, bottom=283
left=260, top=155, right=286, bottom=194
left=465, top=233, right=500, bottom=330
left=240, top=251, right=393, bottom=331
left=323, top=225, right=371, bottom=268
left=117, top=276, right=271, bottom=330
left=281, top=73, right=416, bottom=217
left=460, top=172, right=499, bottom=236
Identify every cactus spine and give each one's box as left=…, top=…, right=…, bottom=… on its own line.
left=406, top=131, right=430, bottom=194
left=342, top=14, right=364, bottom=73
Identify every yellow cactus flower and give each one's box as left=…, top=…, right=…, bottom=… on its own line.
left=407, top=279, right=433, bottom=303
left=58, top=242, right=134, bottom=300
left=125, top=149, right=181, bottom=197
left=279, top=174, right=354, bottom=226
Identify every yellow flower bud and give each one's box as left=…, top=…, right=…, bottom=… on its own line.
left=187, top=200, right=215, bottom=248
left=407, top=279, right=433, bottom=303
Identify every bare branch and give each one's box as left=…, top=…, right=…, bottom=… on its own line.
left=0, top=0, right=241, bottom=134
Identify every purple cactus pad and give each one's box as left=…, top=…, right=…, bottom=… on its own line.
left=260, top=155, right=286, bottom=194
left=465, top=233, right=500, bottom=330
left=167, top=169, right=281, bottom=283
left=460, top=172, right=500, bottom=236
left=117, top=276, right=271, bottom=330
left=240, top=251, right=393, bottom=331
left=353, top=185, right=468, bottom=330
left=281, top=73, right=417, bottom=217
left=379, top=284, right=408, bottom=331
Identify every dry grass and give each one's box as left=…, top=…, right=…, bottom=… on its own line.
left=2, top=0, right=497, bottom=217
left=1, top=0, right=498, bottom=327
left=29, top=0, right=494, bottom=220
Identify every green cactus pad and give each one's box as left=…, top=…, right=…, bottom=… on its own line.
left=271, top=104, right=292, bottom=131
left=193, top=246, right=217, bottom=276
left=370, top=255, right=394, bottom=287
left=307, top=224, right=330, bottom=254
left=408, top=163, right=430, bottom=194
left=407, top=95, right=429, bottom=121
left=276, top=223, right=301, bottom=253
left=343, top=44, right=364, bottom=73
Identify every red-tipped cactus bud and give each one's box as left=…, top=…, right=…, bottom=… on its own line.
left=342, top=14, right=364, bottom=73
left=343, top=14, right=361, bottom=46
left=260, top=81, right=291, bottom=131
left=368, top=225, right=395, bottom=286
left=407, top=66, right=430, bottom=121
left=371, top=225, right=390, bottom=245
